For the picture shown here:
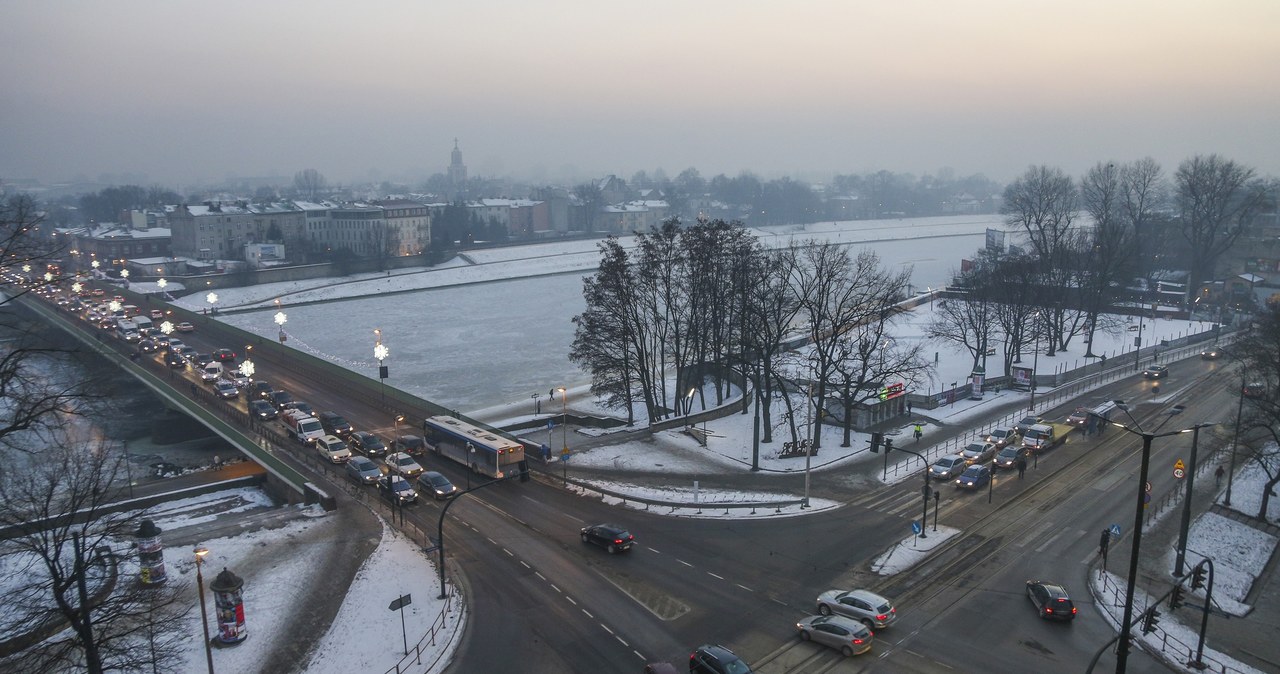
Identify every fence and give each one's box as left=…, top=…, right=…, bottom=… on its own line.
left=1094, top=573, right=1250, bottom=674
left=881, top=333, right=1233, bottom=483
left=561, top=475, right=806, bottom=514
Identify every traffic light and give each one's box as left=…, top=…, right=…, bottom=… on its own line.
left=1191, top=564, right=1207, bottom=590
left=1141, top=609, right=1161, bottom=634
left=869, top=432, right=883, bottom=453
left=883, top=437, right=893, bottom=453
left=1168, top=586, right=1184, bottom=610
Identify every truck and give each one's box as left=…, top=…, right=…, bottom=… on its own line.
left=281, top=409, right=325, bottom=444
left=1021, top=422, right=1074, bottom=453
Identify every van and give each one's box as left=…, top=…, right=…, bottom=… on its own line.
left=1022, top=424, right=1057, bottom=452
left=200, top=362, right=223, bottom=382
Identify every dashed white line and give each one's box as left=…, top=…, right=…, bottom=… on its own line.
left=771, top=598, right=788, bottom=606
left=633, top=650, right=645, bottom=661
left=582, top=609, right=594, bottom=618
left=520, top=561, right=530, bottom=569
left=550, top=584, right=562, bottom=594
left=707, top=571, right=725, bottom=580
left=677, top=559, right=694, bottom=567
left=485, top=537, right=497, bottom=545
left=647, top=547, right=662, bottom=554
left=736, top=583, right=754, bottom=592
left=535, top=572, right=547, bottom=581
left=616, top=636, right=629, bottom=647
left=566, top=596, right=577, bottom=606
left=601, top=624, right=615, bottom=635
left=503, top=548, right=514, bottom=557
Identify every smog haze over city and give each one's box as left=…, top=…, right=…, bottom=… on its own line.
left=3, top=0, right=1279, bottom=188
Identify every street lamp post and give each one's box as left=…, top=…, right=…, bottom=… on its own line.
left=274, top=301, right=287, bottom=343
left=1029, top=312, right=1042, bottom=412
left=205, top=291, right=218, bottom=316
left=194, top=546, right=215, bottom=674
left=558, top=387, right=568, bottom=485
left=374, top=329, right=389, bottom=401
left=1225, top=367, right=1246, bottom=506
left=1175, top=422, right=1216, bottom=575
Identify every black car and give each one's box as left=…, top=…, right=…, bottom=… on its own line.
left=1142, top=364, right=1169, bottom=379
left=319, top=411, right=354, bottom=438
left=392, top=435, right=426, bottom=456
left=287, top=401, right=316, bottom=417
left=993, top=446, right=1028, bottom=470
left=954, top=464, right=991, bottom=490
left=378, top=474, right=417, bottom=505
left=138, top=338, right=158, bottom=353
left=350, top=431, right=387, bottom=457
left=249, top=399, right=278, bottom=420
left=580, top=523, right=634, bottom=554
left=1026, top=580, right=1077, bottom=621
left=192, top=352, right=214, bottom=368
left=164, top=351, right=187, bottom=369
left=251, top=381, right=273, bottom=400
left=1200, top=348, right=1223, bottom=360
left=690, top=644, right=752, bottom=674
left=268, top=389, right=294, bottom=411
left=1015, top=415, right=1042, bottom=435
left=417, top=471, right=457, bottom=500
left=212, top=348, right=237, bottom=363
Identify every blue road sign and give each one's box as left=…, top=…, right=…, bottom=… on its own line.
left=547, top=420, right=555, bottom=429
left=1109, top=524, right=1121, bottom=538
left=911, top=521, right=922, bottom=535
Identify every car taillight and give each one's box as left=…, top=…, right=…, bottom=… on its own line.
left=1071, top=607, right=1078, bottom=614
left=876, top=614, right=888, bottom=621
left=1045, top=607, right=1054, bottom=614
left=853, top=638, right=864, bottom=645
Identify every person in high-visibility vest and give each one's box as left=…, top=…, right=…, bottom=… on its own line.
left=913, top=423, right=923, bottom=442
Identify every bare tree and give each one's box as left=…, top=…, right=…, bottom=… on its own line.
left=1176, top=155, right=1268, bottom=302
left=293, top=168, right=328, bottom=201
left=0, top=437, right=190, bottom=673
left=1228, top=304, right=1280, bottom=519
left=1079, top=161, right=1136, bottom=356
left=1001, top=165, right=1078, bottom=262
left=573, top=182, right=605, bottom=234
left=926, top=290, right=997, bottom=373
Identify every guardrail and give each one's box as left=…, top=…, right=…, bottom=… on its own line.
left=558, top=474, right=806, bottom=514
left=881, top=335, right=1234, bottom=483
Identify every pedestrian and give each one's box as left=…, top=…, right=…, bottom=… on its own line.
left=1215, top=465, right=1225, bottom=488
left=213, top=454, right=221, bottom=468
left=1017, top=455, right=1027, bottom=479
left=913, top=423, right=923, bottom=442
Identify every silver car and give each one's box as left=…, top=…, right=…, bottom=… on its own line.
left=960, top=442, right=996, bottom=465
left=986, top=426, right=1019, bottom=448
left=930, top=455, right=968, bottom=480
left=796, top=614, right=874, bottom=656
left=344, top=455, right=382, bottom=484
left=816, top=589, right=898, bottom=630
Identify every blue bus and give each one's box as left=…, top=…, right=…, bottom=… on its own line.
left=422, top=415, right=526, bottom=479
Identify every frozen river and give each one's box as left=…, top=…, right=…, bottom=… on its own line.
left=210, top=216, right=1001, bottom=414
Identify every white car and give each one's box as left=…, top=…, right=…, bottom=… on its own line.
left=384, top=452, right=424, bottom=477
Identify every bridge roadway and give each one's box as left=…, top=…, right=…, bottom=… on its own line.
left=28, top=287, right=1216, bottom=672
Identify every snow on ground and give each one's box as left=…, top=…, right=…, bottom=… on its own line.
left=571, top=480, right=839, bottom=518
left=871, top=526, right=962, bottom=575
left=1166, top=512, right=1276, bottom=616
left=1091, top=571, right=1267, bottom=674
left=1217, top=452, right=1280, bottom=522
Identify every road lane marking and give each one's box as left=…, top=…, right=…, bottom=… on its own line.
left=520, top=561, right=530, bottom=569
left=503, top=548, right=513, bottom=557
left=707, top=571, right=725, bottom=580
left=601, top=624, right=614, bottom=635
left=633, top=651, right=644, bottom=661
left=736, top=583, right=754, bottom=592
left=566, top=596, right=577, bottom=605
left=550, top=584, right=561, bottom=593
left=582, top=609, right=594, bottom=618
left=616, top=636, right=629, bottom=647
left=677, top=559, right=693, bottom=567
left=646, top=547, right=662, bottom=554
left=535, top=572, right=546, bottom=581
left=1034, top=530, right=1067, bottom=553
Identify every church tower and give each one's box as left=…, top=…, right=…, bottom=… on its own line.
left=447, top=138, right=467, bottom=193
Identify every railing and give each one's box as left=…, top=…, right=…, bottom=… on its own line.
left=560, top=475, right=806, bottom=514
left=881, top=332, right=1232, bottom=484
left=1095, top=572, right=1252, bottom=674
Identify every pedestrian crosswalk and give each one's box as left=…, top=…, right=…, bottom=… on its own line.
left=849, top=483, right=969, bottom=520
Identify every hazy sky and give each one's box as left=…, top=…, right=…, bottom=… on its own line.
left=3, top=0, right=1278, bottom=189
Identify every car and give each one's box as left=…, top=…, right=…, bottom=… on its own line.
left=249, top=399, right=278, bottom=420
left=1142, top=364, right=1169, bottom=379
left=929, top=455, right=968, bottom=481
left=319, top=411, right=354, bottom=438
left=163, top=338, right=186, bottom=352
left=345, top=452, right=378, bottom=485
left=815, top=589, right=897, bottom=630
left=1200, top=348, right=1223, bottom=360
left=149, top=309, right=164, bottom=320
left=1026, top=580, right=1077, bottom=621
left=960, top=442, right=996, bottom=464
left=384, top=452, right=424, bottom=477
left=176, top=321, right=195, bottom=333
left=796, top=614, right=873, bottom=657
left=212, top=348, right=237, bottom=363
left=193, top=352, right=214, bottom=367
left=176, top=345, right=198, bottom=362
left=225, top=367, right=250, bottom=388
left=152, top=334, right=172, bottom=349
left=251, top=381, right=273, bottom=400
left=955, top=464, right=991, bottom=490
left=214, top=380, right=239, bottom=399
left=417, top=471, right=458, bottom=500
left=1243, top=382, right=1265, bottom=398
left=345, top=455, right=382, bottom=484
left=286, top=401, right=316, bottom=417
left=350, top=431, right=387, bottom=457
left=993, top=446, right=1028, bottom=470
left=269, top=390, right=294, bottom=411
left=1066, top=407, right=1090, bottom=425
left=689, top=644, right=751, bottom=674
left=163, top=351, right=187, bottom=369
left=378, top=474, right=417, bottom=505
left=316, top=434, right=352, bottom=463
left=580, top=523, right=634, bottom=554
left=1015, top=415, right=1042, bottom=435
left=138, top=338, right=158, bottom=354
left=392, top=435, right=426, bottom=456
left=986, top=426, right=1019, bottom=448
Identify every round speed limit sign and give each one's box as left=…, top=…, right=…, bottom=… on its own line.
left=1174, top=467, right=1185, bottom=479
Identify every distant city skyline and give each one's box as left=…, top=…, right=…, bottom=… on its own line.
left=3, top=1, right=1278, bottom=188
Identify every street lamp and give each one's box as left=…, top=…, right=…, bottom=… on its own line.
left=194, top=545, right=215, bottom=674
left=1225, top=366, right=1247, bottom=507
left=1029, top=312, right=1042, bottom=412
left=557, top=387, right=568, bottom=454
left=274, top=301, right=287, bottom=343
left=205, top=292, right=218, bottom=315
left=119, top=269, right=129, bottom=280
left=1174, top=422, right=1217, bottom=575
left=374, top=329, right=389, bottom=401
left=1104, top=403, right=1185, bottom=673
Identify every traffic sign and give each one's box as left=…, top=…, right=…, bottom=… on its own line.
left=1174, top=459, right=1185, bottom=471
left=1109, top=524, right=1122, bottom=538
left=911, top=521, right=922, bottom=535
left=1174, top=468, right=1185, bottom=479
left=1145, top=481, right=1152, bottom=493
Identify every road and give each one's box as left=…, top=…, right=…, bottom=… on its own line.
left=38, top=286, right=1241, bottom=673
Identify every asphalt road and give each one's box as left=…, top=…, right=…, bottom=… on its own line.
left=41, top=289, right=1246, bottom=673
